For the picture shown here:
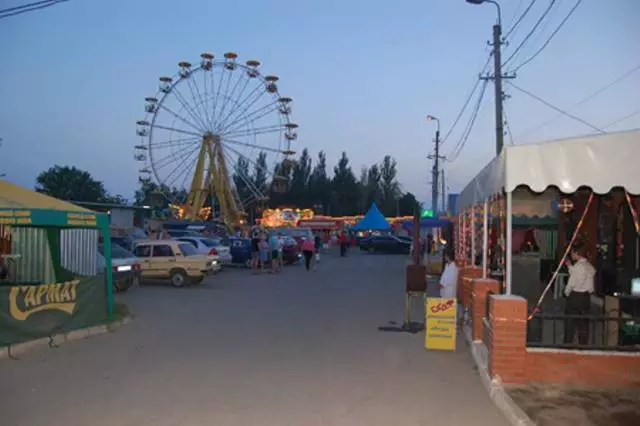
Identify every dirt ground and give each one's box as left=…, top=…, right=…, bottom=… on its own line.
left=508, top=384, right=640, bottom=426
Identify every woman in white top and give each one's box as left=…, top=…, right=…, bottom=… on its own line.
left=438, top=251, right=458, bottom=299
left=563, top=242, right=595, bottom=345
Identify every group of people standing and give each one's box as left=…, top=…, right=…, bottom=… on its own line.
left=250, top=231, right=284, bottom=274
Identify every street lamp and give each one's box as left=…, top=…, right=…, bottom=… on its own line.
left=465, top=0, right=504, bottom=156
left=426, top=115, right=441, bottom=213
left=465, top=0, right=501, bottom=26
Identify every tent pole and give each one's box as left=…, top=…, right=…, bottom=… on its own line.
left=482, top=200, right=488, bottom=279
left=505, top=190, right=513, bottom=295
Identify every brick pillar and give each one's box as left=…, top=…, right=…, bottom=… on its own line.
left=458, top=266, right=483, bottom=308
left=486, top=295, right=527, bottom=385
left=471, top=278, right=500, bottom=341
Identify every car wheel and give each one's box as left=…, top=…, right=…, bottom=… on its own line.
left=245, top=259, right=252, bottom=268
left=115, top=276, right=137, bottom=292
left=170, top=269, right=187, bottom=288
left=368, top=246, right=374, bottom=253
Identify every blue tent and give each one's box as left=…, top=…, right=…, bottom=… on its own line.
left=352, top=203, right=391, bottom=231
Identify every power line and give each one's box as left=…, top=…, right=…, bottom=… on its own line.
left=448, top=79, right=490, bottom=162
left=441, top=53, right=492, bottom=145
left=504, top=105, right=515, bottom=145
left=504, top=0, right=538, bottom=40
left=503, top=0, right=557, bottom=67
left=0, top=0, right=69, bottom=19
left=512, top=0, right=584, bottom=72
left=507, top=81, right=605, bottom=133
left=517, top=63, right=640, bottom=139
left=602, top=109, right=640, bottom=130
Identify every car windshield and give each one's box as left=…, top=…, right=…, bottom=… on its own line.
left=200, top=238, right=219, bottom=248
left=99, top=243, right=135, bottom=259
left=178, top=243, right=199, bottom=256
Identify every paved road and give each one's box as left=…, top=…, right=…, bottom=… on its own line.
left=0, top=251, right=508, bottom=426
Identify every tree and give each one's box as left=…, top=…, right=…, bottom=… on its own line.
left=36, top=165, right=110, bottom=203
left=252, top=152, right=268, bottom=196
left=232, top=156, right=252, bottom=207
left=379, top=155, right=401, bottom=216
left=308, top=151, right=330, bottom=214
left=331, top=152, right=359, bottom=216
left=365, top=164, right=382, bottom=209
left=398, top=192, right=419, bottom=216
left=289, top=148, right=312, bottom=207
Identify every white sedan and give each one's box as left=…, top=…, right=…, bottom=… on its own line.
left=174, top=236, right=232, bottom=266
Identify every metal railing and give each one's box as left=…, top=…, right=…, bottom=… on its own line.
left=527, top=313, right=640, bottom=352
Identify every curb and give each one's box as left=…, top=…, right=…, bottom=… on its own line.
left=462, top=324, right=536, bottom=426
left=0, top=315, right=132, bottom=361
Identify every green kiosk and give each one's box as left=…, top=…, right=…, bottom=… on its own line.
left=0, top=180, right=113, bottom=347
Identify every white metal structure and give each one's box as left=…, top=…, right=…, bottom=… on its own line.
left=455, top=129, right=640, bottom=294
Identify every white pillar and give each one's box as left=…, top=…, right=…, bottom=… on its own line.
left=482, top=200, right=488, bottom=279
left=471, top=206, right=476, bottom=264
left=505, top=191, right=513, bottom=295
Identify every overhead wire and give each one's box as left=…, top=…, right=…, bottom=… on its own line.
left=507, top=81, right=605, bottom=133
left=0, top=0, right=69, bottom=19
left=448, top=79, right=490, bottom=162
left=504, top=0, right=538, bottom=40
left=441, top=53, right=493, bottom=145
left=503, top=0, right=557, bottom=68
left=516, top=63, right=640, bottom=139
left=602, top=109, right=640, bottom=130
left=512, top=0, right=584, bottom=72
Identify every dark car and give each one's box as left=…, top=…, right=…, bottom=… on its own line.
left=359, top=235, right=411, bottom=254
left=110, top=236, right=135, bottom=252
left=280, top=236, right=301, bottom=265
left=228, top=237, right=252, bottom=267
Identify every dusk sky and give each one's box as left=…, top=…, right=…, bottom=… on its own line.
left=1, top=0, right=639, bottom=205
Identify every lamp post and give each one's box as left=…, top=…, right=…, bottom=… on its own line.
left=426, top=115, right=441, bottom=214
left=466, top=0, right=505, bottom=157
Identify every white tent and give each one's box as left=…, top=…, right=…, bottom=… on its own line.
left=455, top=128, right=640, bottom=294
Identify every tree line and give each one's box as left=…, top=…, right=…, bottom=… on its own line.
left=34, top=150, right=420, bottom=219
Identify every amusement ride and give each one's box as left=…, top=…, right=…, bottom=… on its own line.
left=134, top=52, right=298, bottom=229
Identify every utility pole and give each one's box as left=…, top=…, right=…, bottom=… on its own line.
left=441, top=169, right=446, bottom=214
left=426, top=115, right=442, bottom=214
left=468, top=0, right=514, bottom=157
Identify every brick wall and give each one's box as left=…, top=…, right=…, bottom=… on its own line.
left=471, top=278, right=500, bottom=341
left=484, top=294, right=640, bottom=388
left=458, top=266, right=483, bottom=308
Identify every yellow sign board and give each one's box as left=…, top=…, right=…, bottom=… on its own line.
left=425, top=297, right=457, bottom=351
left=0, top=210, right=32, bottom=225
left=66, top=213, right=97, bottom=226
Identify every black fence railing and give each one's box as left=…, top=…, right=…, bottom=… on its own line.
left=527, top=313, right=640, bottom=352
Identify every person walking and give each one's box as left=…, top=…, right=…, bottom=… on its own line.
left=563, top=242, right=595, bottom=345
left=301, top=237, right=315, bottom=272
left=314, top=233, right=323, bottom=264
left=268, top=232, right=280, bottom=273
left=250, top=230, right=261, bottom=273
left=339, top=232, right=347, bottom=257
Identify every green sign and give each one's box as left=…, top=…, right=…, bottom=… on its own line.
left=0, top=276, right=107, bottom=347
left=421, top=209, right=434, bottom=218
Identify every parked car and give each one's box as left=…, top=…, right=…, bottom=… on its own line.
left=132, top=240, right=220, bottom=287
left=278, top=227, right=313, bottom=246
left=175, top=236, right=232, bottom=266
left=359, top=235, right=411, bottom=254
left=280, top=235, right=302, bottom=265
left=162, top=229, right=203, bottom=238
left=228, top=237, right=252, bottom=267
left=98, top=243, right=140, bottom=292
left=110, top=235, right=136, bottom=252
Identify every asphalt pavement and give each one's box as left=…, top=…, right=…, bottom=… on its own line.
left=0, top=249, right=508, bottom=426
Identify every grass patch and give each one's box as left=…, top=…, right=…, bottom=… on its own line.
left=112, top=302, right=130, bottom=323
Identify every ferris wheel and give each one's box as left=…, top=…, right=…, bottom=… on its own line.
left=134, top=52, right=297, bottom=227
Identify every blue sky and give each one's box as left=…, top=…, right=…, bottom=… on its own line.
left=1, top=0, right=639, bottom=205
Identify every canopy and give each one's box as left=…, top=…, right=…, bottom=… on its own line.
left=0, top=179, right=108, bottom=229
left=352, top=203, right=391, bottom=231
left=402, top=217, right=451, bottom=230
left=456, top=129, right=640, bottom=212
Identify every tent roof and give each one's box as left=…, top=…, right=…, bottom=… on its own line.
left=352, top=203, right=391, bottom=230
left=456, top=129, right=640, bottom=212
left=0, top=180, right=93, bottom=212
